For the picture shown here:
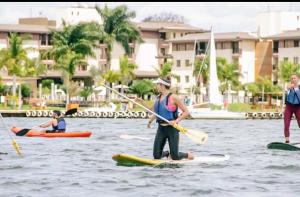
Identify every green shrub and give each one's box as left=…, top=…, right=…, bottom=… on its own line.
left=227, top=103, right=251, bottom=112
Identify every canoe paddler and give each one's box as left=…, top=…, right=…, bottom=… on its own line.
left=39, top=110, right=66, bottom=133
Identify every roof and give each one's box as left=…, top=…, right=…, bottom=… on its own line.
left=134, top=21, right=204, bottom=33
left=0, top=24, right=54, bottom=34
left=167, top=32, right=258, bottom=42
left=263, top=29, right=300, bottom=40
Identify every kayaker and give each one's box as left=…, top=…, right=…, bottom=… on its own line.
left=147, top=76, right=194, bottom=160
left=39, top=110, right=66, bottom=133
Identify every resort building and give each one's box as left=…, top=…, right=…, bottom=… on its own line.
left=167, top=32, right=259, bottom=94
left=263, top=29, right=300, bottom=84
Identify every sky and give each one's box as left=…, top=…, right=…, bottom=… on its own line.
left=0, top=2, right=300, bottom=32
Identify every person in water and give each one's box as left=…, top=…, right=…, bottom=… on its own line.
left=284, top=73, right=300, bottom=143
left=147, top=76, right=194, bottom=160
left=39, top=110, right=66, bottom=133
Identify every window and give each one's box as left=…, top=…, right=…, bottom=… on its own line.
left=173, top=33, right=176, bottom=38
left=232, top=41, right=239, bottom=54
left=185, top=59, right=190, bottom=67
left=273, top=41, right=279, bottom=53
left=176, top=60, right=181, bottom=67
left=39, top=34, right=47, bottom=45
left=294, top=40, right=299, bottom=47
left=185, top=75, right=189, bottom=83
left=177, top=76, right=181, bottom=83
left=160, top=48, right=166, bottom=56
left=294, top=57, right=299, bottom=64
left=48, top=34, right=53, bottom=45
left=181, top=33, right=183, bottom=37
left=159, top=32, right=166, bottom=40
left=284, top=57, right=289, bottom=62
left=79, top=64, right=87, bottom=71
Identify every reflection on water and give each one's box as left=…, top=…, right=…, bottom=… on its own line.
left=1, top=118, right=300, bottom=196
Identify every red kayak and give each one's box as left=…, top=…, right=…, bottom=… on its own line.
left=11, top=127, right=92, bottom=138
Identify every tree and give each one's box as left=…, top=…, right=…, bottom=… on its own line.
left=102, top=70, right=121, bottom=101
left=95, top=5, right=143, bottom=100
left=128, top=79, right=154, bottom=98
left=119, top=55, right=137, bottom=94
left=80, top=86, right=93, bottom=101
left=216, top=58, right=241, bottom=94
left=143, top=12, right=187, bottom=23
left=95, top=5, right=143, bottom=72
left=48, top=22, right=101, bottom=107
left=0, top=33, right=44, bottom=109
left=155, top=61, right=179, bottom=80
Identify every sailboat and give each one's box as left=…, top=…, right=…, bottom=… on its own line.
left=187, top=27, right=246, bottom=119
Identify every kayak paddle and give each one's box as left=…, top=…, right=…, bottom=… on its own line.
left=0, top=112, right=22, bottom=156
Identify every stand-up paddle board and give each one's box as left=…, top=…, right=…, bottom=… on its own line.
left=112, top=153, right=230, bottom=166
left=267, top=142, right=300, bottom=151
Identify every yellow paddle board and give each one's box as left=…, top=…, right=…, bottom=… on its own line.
left=112, top=153, right=230, bottom=166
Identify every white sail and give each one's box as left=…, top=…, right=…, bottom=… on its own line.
left=208, top=27, right=223, bottom=105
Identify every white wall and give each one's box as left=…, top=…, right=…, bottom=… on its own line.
left=278, top=47, right=300, bottom=63
left=56, top=7, right=102, bottom=28
left=0, top=39, right=7, bottom=49
left=172, top=50, right=196, bottom=90
left=239, top=40, right=256, bottom=83
left=135, top=38, right=159, bottom=71
left=216, top=49, right=233, bottom=63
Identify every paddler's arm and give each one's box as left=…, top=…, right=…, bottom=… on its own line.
left=39, top=120, right=54, bottom=128
left=169, top=94, right=190, bottom=126
left=147, top=114, right=156, bottom=128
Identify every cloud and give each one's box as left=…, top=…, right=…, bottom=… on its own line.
left=0, top=2, right=300, bottom=32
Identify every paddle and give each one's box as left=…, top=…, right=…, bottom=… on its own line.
left=99, top=83, right=208, bottom=145
left=0, top=112, right=22, bottom=156
left=15, top=108, right=78, bottom=136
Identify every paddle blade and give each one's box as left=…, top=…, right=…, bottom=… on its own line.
left=65, top=108, right=77, bottom=116
left=173, top=124, right=208, bottom=145
left=12, top=139, right=22, bottom=156
left=185, top=129, right=208, bottom=145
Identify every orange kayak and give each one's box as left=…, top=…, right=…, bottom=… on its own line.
left=11, top=127, right=92, bottom=138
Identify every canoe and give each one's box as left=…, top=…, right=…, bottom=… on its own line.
left=11, top=127, right=92, bottom=138
left=267, top=142, right=300, bottom=151
left=112, top=153, right=230, bottom=166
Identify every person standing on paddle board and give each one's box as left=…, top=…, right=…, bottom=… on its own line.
left=284, top=74, right=300, bottom=143
left=147, top=76, right=194, bottom=160
left=39, top=110, right=66, bottom=133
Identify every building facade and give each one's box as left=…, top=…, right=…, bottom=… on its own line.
left=167, top=32, right=258, bottom=94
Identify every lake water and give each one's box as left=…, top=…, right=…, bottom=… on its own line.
left=1, top=118, right=300, bottom=197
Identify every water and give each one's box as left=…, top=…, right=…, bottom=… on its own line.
left=1, top=118, right=300, bottom=196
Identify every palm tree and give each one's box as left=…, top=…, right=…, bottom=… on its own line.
left=95, top=5, right=143, bottom=100
left=128, top=79, right=154, bottom=98
left=102, top=70, right=121, bottom=101
left=278, top=60, right=300, bottom=111
left=48, top=22, right=101, bottom=107
left=119, top=55, right=137, bottom=95
left=216, top=58, right=241, bottom=95
left=95, top=5, right=143, bottom=73
left=0, top=33, right=45, bottom=109
left=155, top=61, right=179, bottom=80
